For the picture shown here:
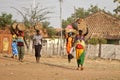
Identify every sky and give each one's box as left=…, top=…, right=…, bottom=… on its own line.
left=0, top=0, right=118, bottom=28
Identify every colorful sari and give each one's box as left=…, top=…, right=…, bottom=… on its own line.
left=75, top=40, right=86, bottom=65
left=66, top=37, right=73, bottom=54
left=12, top=41, right=18, bottom=56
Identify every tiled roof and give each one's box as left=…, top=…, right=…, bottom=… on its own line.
left=84, top=11, right=120, bottom=40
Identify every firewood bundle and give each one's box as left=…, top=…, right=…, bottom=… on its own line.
left=17, top=23, right=26, bottom=31
left=76, top=18, right=87, bottom=33
left=34, top=22, right=43, bottom=30
left=12, top=23, right=26, bottom=31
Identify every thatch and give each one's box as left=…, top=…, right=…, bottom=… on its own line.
left=84, top=11, right=120, bottom=40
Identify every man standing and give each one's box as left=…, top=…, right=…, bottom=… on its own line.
left=33, top=30, right=42, bottom=63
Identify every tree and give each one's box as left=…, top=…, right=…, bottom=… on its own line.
left=12, top=4, right=53, bottom=28
left=113, top=0, right=120, bottom=15
left=62, top=8, right=88, bottom=29
left=62, top=17, right=74, bottom=29
left=62, top=5, right=104, bottom=29
left=47, top=27, right=57, bottom=37
left=0, top=13, right=15, bottom=29
left=88, top=5, right=102, bottom=13
left=73, top=8, right=89, bottom=18
left=42, top=21, right=57, bottom=37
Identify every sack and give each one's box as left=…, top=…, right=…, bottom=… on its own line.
left=76, top=44, right=83, bottom=49
left=17, top=23, right=26, bottom=31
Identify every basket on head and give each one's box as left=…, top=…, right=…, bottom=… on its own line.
left=12, top=23, right=18, bottom=30
left=34, top=22, right=42, bottom=30
left=17, top=23, right=26, bottom=31
left=65, top=24, right=77, bottom=34
left=65, top=28, right=76, bottom=33
left=77, top=18, right=87, bottom=33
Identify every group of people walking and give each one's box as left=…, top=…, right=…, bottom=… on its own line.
left=66, top=27, right=88, bottom=70
left=11, top=30, right=42, bottom=63
left=10, top=18, right=88, bottom=71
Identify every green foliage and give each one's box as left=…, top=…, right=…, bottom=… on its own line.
left=99, top=38, right=107, bottom=44
left=42, top=21, right=50, bottom=28
left=88, top=5, right=101, bottom=13
left=0, top=13, right=15, bottom=29
left=62, top=19, right=72, bottom=29
left=113, top=0, right=120, bottom=14
left=88, top=38, right=107, bottom=45
left=88, top=38, right=99, bottom=45
left=113, top=6, right=120, bottom=14
left=42, top=21, right=57, bottom=37
left=114, top=0, right=120, bottom=3
left=62, top=5, right=104, bottom=29
left=47, top=27, right=57, bottom=37
left=73, top=8, right=89, bottom=18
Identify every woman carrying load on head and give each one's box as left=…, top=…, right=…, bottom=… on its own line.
left=11, top=23, right=29, bottom=62
left=13, top=29, right=28, bottom=62
left=11, top=33, right=18, bottom=59
left=66, top=32, right=74, bottom=63
left=16, top=31, right=28, bottom=62
left=74, top=27, right=88, bottom=70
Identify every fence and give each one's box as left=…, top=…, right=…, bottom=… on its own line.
left=24, top=40, right=120, bottom=60
left=86, top=44, right=120, bottom=60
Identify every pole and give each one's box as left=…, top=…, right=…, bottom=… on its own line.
left=59, top=0, right=63, bottom=55
left=33, top=0, right=36, bottom=9
left=74, top=6, right=76, bottom=20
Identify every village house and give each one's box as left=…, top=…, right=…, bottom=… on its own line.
left=84, top=11, right=120, bottom=44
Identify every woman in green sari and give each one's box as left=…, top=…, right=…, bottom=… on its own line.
left=74, top=28, right=88, bottom=70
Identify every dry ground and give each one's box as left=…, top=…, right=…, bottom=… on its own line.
left=0, top=53, right=120, bottom=80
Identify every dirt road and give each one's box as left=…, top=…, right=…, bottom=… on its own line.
left=0, top=54, right=120, bottom=80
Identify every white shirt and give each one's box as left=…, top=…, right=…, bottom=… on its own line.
left=33, top=34, right=42, bottom=45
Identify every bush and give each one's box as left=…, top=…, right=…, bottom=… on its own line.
left=88, top=38, right=99, bottom=45
left=88, top=38, right=107, bottom=45
left=99, top=38, right=107, bottom=44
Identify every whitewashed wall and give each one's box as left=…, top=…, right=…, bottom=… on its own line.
left=27, top=40, right=120, bottom=60
left=86, top=44, right=120, bottom=60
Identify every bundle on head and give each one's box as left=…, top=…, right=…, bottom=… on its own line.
left=17, top=23, right=26, bottom=31
left=76, top=18, right=87, bottom=34
left=65, top=25, right=76, bottom=33
left=34, top=22, right=42, bottom=30
left=64, top=24, right=77, bottom=38
left=12, top=23, right=18, bottom=30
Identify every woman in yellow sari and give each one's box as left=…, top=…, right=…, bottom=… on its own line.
left=74, top=28, right=88, bottom=70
